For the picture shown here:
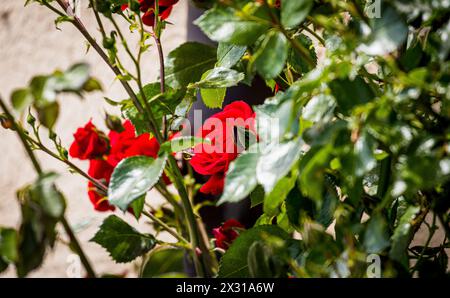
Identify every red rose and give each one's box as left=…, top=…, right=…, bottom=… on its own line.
left=87, top=159, right=115, bottom=212
left=213, top=219, right=244, bottom=250
left=73, top=119, right=174, bottom=212
left=122, top=0, right=179, bottom=27
left=88, top=159, right=114, bottom=183
left=190, top=101, right=255, bottom=195
left=107, top=120, right=160, bottom=167
left=69, top=121, right=109, bottom=160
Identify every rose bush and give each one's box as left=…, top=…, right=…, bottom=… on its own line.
left=0, top=0, right=449, bottom=278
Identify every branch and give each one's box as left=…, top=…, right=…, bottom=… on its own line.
left=0, top=96, right=96, bottom=278
left=142, top=210, right=190, bottom=246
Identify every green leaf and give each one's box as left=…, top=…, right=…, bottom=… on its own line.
left=51, top=63, right=91, bottom=92
left=109, top=156, right=167, bottom=211
left=193, top=67, right=245, bottom=89
left=0, top=228, right=18, bottom=266
left=91, top=215, right=156, bottom=263
left=281, top=0, right=313, bottom=28
left=257, top=139, right=303, bottom=193
left=302, top=94, right=336, bottom=123
left=253, top=31, right=289, bottom=80
left=15, top=174, right=65, bottom=277
left=194, top=6, right=269, bottom=45
left=263, top=175, right=297, bottom=217
left=141, top=248, right=185, bottom=277
left=389, top=206, right=420, bottom=267
left=121, top=83, right=184, bottom=135
left=0, top=259, right=7, bottom=273
left=288, top=34, right=317, bottom=74
left=195, top=67, right=244, bottom=109
left=363, top=214, right=390, bottom=254
left=54, top=15, right=74, bottom=29
left=11, top=89, right=33, bottom=112
left=254, top=95, right=298, bottom=145
left=247, top=241, right=273, bottom=278
left=29, top=172, right=66, bottom=219
left=217, top=43, right=247, bottom=68
left=357, top=5, right=408, bottom=56
left=235, top=126, right=258, bottom=151
left=329, top=76, right=375, bottom=115
left=218, top=148, right=260, bottom=205
left=200, top=87, right=227, bottom=109
left=250, top=185, right=265, bottom=208
left=159, top=136, right=210, bottom=154
left=298, top=145, right=333, bottom=203
left=286, top=179, right=338, bottom=229
left=36, top=101, right=60, bottom=129
left=354, top=130, right=377, bottom=177
left=165, top=42, right=217, bottom=89
left=29, top=75, right=53, bottom=103
left=218, top=225, right=288, bottom=277
left=82, top=78, right=103, bottom=92
left=130, top=195, right=145, bottom=220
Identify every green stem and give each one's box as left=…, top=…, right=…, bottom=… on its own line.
left=55, top=0, right=148, bottom=120
left=411, top=213, right=437, bottom=274
left=25, top=135, right=108, bottom=194
left=263, top=0, right=315, bottom=68
left=376, top=155, right=392, bottom=199
left=61, top=217, right=97, bottom=278
left=155, top=183, right=184, bottom=215
left=0, top=96, right=96, bottom=278
left=300, top=25, right=325, bottom=46
left=0, top=98, right=42, bottom=174
left=149, top=5, right=215, bottom=275
left=90, top=0, right=107, bottom=37
left=142, top=210, right=190, bottom=245
left=41, top=1, right=66, bottom=17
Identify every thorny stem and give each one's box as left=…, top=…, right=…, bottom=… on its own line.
left=0, top=97, right=96, bottom=278
left=25, top=135, right=108, bottom=194
left=0, top=98, right=42, bottom=174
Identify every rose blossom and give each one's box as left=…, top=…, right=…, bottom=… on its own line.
left=122, top=0, right=179, bottom=27
left=190, top=101, right=255, bottom=196
left=70, top=120, right=164, bottom=211
left=69, top=120, right=109, bottom=160
left=107, top=120, right=160, bottom=167
left=87, top=159, right=115, bottom=211
left=213, top=219, right=244, bottom=250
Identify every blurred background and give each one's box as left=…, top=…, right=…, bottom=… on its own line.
left=0, top=0, right=189, bottom=277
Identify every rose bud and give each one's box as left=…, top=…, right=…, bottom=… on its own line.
left=105, top=113, right=125, bottom=133
left=69, top=121, right=109, bottom=160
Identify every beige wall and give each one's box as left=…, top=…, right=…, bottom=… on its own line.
left=0, top=0, right=188, bottom=277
